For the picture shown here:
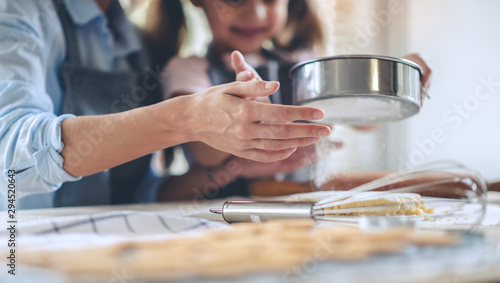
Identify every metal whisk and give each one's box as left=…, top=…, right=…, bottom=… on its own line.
left=210, top=161, right=487, bottom=228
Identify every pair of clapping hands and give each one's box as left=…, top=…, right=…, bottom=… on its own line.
left=192, top=51, right=432, bottom=178
left=219, top=51, right=328, bottom=177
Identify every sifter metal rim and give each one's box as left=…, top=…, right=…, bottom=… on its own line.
left=289, top=54, right=424, bottom=78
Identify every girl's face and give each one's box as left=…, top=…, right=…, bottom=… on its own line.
left=194, top=0, right=290, bottom=54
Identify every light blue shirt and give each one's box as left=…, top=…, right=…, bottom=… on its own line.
left=0, top=0, right=159, bottom=208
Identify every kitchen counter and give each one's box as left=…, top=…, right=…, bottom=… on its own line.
left=1, top=193, right=500, bottom=283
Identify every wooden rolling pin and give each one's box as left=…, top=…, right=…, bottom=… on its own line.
left=250, top=173, right=500, bottom=198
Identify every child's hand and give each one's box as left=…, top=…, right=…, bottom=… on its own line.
left=226, top=137, right=342, bottom=179
left=231, top=50, right=262, bottom=82
left=231, top=50, right=271, bottom=104
left=402, top=53, right=433, bottom=106
left=230, top=144, right=318, bottom=178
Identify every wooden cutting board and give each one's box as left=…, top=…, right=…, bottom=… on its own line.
left=250, top=173, right=500, bottom=197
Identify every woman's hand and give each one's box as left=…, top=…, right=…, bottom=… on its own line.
left=185, top=50, right=317, bottom=166
left=403, top=53, right=433, bottom=105
left=182, top=51, right=261, bottom=167
left=177, top=80, right=331, bottom=163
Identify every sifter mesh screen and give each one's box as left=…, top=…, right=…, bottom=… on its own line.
left=302, top=95, right=420, bottom=125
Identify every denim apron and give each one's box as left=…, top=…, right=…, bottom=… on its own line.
left=52, top=1, right=160, bottom=207
left=203, top=47, right=296, bottom=198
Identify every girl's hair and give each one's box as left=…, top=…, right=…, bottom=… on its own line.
left=143, top=0, right=187, bottom=69
left=143, top=0, right=323, bottom=62
left=274, top=0, right=324, bottom=53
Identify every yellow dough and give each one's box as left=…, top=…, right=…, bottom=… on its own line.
left=6, top=219, right=457, bottom=281
left=300, top=192, right=434, bottom=216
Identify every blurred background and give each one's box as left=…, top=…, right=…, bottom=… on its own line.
left=124, top=0, right=500, bottom=183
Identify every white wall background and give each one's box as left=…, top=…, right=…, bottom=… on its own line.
left=385, top=0, right=500, bottom=180
left=315, top=0, right=500, bottom=183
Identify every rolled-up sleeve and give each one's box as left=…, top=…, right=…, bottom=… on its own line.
left=0, top=1, right=81, bottom=198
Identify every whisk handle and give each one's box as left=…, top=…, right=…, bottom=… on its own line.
left=216, top=201, right=314, bottom=223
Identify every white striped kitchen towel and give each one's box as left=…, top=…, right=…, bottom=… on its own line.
left=3, top=211, right=230, bottom=236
